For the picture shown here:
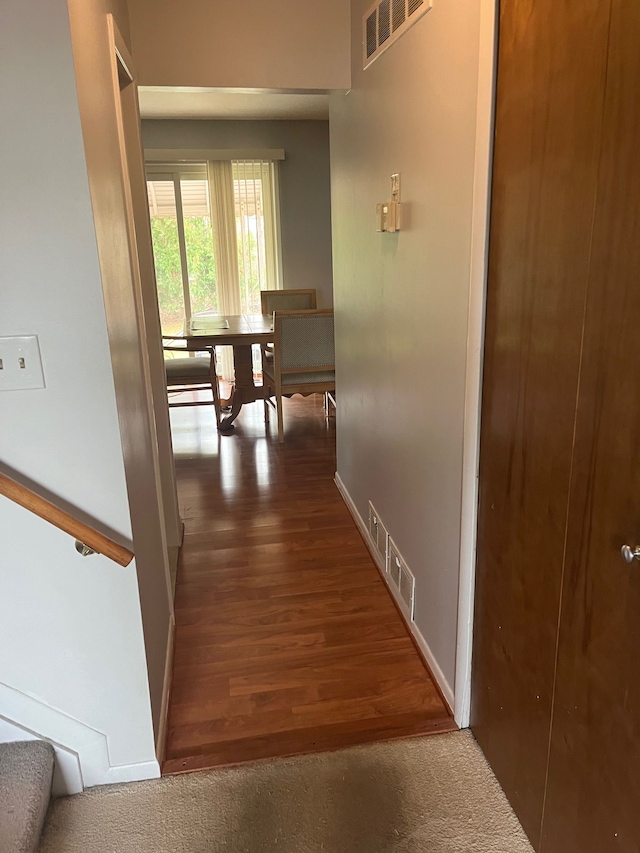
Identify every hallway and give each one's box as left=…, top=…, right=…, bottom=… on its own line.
left=163, top=396, right=454, bottom=774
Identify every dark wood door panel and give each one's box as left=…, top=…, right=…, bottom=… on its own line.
left=472, top=0, right=612, bottom=845
left=541, top=2, right=640, bottom=850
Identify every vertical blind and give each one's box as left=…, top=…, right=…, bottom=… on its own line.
left=233, top=160, right=280, bottom=315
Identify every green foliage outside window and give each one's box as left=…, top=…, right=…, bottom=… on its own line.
left=150, top=216, right=218, bottom=334
left=150, top=213, right=266, bottom=332
left=237, top=225, right=264, bottom=315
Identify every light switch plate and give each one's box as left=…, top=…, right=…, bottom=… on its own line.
left=0, top=336, right=45, bottom=391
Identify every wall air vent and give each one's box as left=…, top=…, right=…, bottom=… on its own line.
left=388, top=538, right=416, bottom=621
left=378, top=0, right=391, bottom=45
left=391, top=0, right=406, bottom=32
left=365, top=9, right=378, bottom=59
left=362, top=0, right=432, bottom=69
left=368, top=502, right=389, bottom=567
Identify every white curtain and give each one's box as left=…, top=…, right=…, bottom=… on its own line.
left=208, top=161, right=240, bottom=381
left=208, top=159, right=281, bottom=380
left=261, top=161, right=281, bottom=293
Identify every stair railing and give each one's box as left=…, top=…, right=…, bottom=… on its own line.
left=0, top=472, right=134, bottom=567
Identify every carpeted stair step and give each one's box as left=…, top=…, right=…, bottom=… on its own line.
left=0, top=741, right=55, bottom=853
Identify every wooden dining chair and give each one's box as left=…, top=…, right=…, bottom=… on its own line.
left=162, top=337, right=221, bottom=426
left=260, top=289, right=317, bottom=315
left=261, top=310, right=335, bottom=443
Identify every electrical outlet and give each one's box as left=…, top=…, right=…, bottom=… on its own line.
left=0, top=336, right=45, bottom=391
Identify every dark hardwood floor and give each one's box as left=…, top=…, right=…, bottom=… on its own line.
left=163, top=392, right=455, bottom=774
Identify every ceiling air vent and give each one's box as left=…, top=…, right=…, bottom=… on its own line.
left=362, top=0, right=432, bottom=69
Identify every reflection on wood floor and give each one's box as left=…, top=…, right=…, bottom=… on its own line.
left=163, top=393, right=455, bottom=774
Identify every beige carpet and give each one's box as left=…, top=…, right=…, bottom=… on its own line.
left=38, top=732, right=533, bottom=853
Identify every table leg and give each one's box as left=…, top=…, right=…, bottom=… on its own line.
left=218, top=344, right=260, bottom=431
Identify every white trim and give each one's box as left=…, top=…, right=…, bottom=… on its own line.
left=141, top=86, right=333, bottom=96
left=146, top=163, right=207, bottom=180
left=336, top=474, right=385, bottom=575
left=0, top=681, right=109, bottom=792
left=0, top=682, right=160, bottom=794
left=145, top=148, right=286, bottom=162
left=455, top=0, right=498, bottom=729
left=410, top=622, right=455, bottom=712
left=334, top=473, right=455, bottom=713
left=155, top=614, right=175, bottom=763
left=0, top=716, right=83, bottom=798
left=114, top=44, right=134, bottom=86
left=103, top=759, right=160, bottom=785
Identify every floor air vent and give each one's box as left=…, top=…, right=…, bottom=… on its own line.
left=363, top=0, right=431, bottom=69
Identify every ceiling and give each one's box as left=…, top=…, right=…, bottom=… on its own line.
left=139, top=88, right=330, bottom=121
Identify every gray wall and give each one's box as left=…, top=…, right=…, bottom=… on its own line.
left=330, top=0, right=483, bottom=697
left=142, top=120, right=334, bottom=308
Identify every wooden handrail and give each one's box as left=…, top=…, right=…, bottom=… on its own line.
left=0, top=473, right=134, bottom=567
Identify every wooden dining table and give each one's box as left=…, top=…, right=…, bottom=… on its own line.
left=181, top=313, right=274, bottom=431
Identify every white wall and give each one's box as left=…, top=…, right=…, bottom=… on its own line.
left=126, top=0, right=351, bottom=90
left=0, top=0, right=158, bottom=789
left=142, top=120, right=334, bottom=308
left=330, top=0, right=485, bottom=703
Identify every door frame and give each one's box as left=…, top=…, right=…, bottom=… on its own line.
left=107, top=13, right=177, bottom=759
left=454, top=0, right=498, bottom=728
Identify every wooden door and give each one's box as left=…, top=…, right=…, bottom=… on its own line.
left=471, top=0, right=612, bottom=846
left=540, top=2, right=640, bottom=849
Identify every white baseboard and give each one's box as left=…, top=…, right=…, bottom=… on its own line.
left=155, top=614, right=175, bottom=764
left=0, top=681, right=159, bottom=794
left=0, top=716, right=83, bottom=797
left=334, top=472, right=455, bottom=715
left=409, top=623, right=455, bottom=712
left=334, top=474, right=385, bottom=572
left=102, top=759, right=160, bottom=786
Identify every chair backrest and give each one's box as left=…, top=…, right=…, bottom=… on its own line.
left=260, top=289, right=317, bottom=315
left=274, top=310, right=335, bottom=373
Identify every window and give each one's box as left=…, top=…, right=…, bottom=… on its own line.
left=146, top=160, right=282, bottom=337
